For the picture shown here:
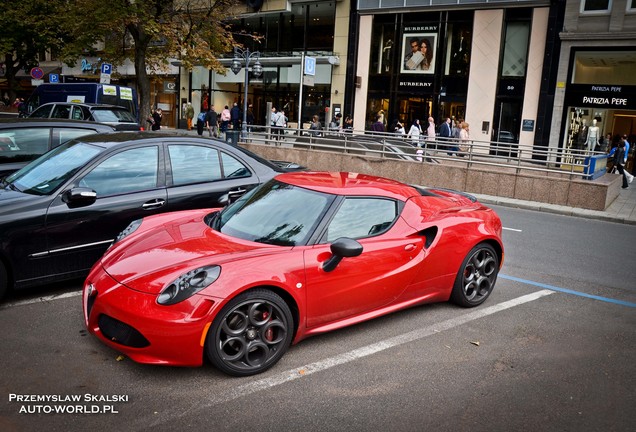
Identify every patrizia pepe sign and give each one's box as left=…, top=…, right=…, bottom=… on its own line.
left=566, top=84, right=636, bottom=110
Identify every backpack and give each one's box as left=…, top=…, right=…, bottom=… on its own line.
left=197, top=112, right=206, bottom=122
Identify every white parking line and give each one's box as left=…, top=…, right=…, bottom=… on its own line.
left=503, top=227, right=522, bottom=232
left=146, top=289, right=554, bottom=428
left=0, top=290, right=82, bottom=310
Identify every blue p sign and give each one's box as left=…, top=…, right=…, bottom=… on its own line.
left=49, top=74, right=59, bottom=83
left=101, top=63, right=112, bottom=75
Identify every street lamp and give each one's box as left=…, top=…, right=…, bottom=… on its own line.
left=230, top=48, right=262, bottom=139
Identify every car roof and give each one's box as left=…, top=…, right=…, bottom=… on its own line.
left=74, top=132, right=259, bottom=151
left=274, top=171, right=420, bottom=200
left=37, top=102, right=127, bottom=110
left=0, top=118, right=117, bottom=130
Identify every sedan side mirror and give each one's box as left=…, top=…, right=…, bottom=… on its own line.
left=62, top=187, right=97, bottom=208
left=322, top=237, right=363, bottom=272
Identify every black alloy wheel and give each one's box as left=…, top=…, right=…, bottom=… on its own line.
left=206, top=289, right=293, bottom=377
left=451, top=243, right=499, bottom=307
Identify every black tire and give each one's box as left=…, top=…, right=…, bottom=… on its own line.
left=0, top=261, right=7, bottom=302
left=450, top=243, right=499, bottom=307
left=206, top=289, right=293, bottom=377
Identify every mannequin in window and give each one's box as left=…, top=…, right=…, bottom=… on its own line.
left=586, top=119, right=599, bottom=152
left=576, top=119, right=588, bottom=150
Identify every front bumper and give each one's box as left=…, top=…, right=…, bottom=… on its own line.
left=83, top=266, right=221, bottom=367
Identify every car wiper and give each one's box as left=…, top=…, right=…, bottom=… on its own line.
left=7, top=182, right=21, bottom=192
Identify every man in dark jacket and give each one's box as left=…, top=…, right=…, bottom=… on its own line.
left=205, top=106, right=218, bottom=138
left=230, top=103, right=241, bottom=130
left=439, top=117, right=452, bottom=154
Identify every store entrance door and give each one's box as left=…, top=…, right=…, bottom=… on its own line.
left=492, top=100, right=521, bottom=157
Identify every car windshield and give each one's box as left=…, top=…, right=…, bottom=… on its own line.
left=5, top=141, right=102, bottom=195
left=214, top=180, right=335, bottom=246
left=91, top=109, right=137, bottom=123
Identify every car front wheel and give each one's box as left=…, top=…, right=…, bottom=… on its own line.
left=451, top=243, right=499, bottom=307
left=206, top=289, right=294, bottom=377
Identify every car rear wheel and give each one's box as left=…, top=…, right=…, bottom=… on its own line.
left=206, top=289, right=293, bottom=377
left=451, top=243, right=499, bottom=307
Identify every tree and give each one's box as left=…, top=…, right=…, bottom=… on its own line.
left=74, top=0, right=242, bottom=124
left=0, top=1, right=82, bottom=104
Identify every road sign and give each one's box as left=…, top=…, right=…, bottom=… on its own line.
left=101, top=63, right=112, bottom=75
left=302, top=75, right=315, bottom=87
left=100, top=74, right=111, bottom=84
left=304, top=57, right=316, bottom=76
left=30, top=67, right=44, bottom=80
left=49, top=74, right=59, bottom=83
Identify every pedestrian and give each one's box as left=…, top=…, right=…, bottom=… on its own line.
left=205, top=105, right=218, bottom=138
left=185, top=102, right=194, bottom=131
left=276, top=109, right=287, bottom=140
left=246, top=103, right=255, bottom=132
left=343, top=115, right=353, bottom=133
left=458, top=121, right=470, bottom=156
left=220, top=105, right=231, bottom=139
left=407, top=119, right=421, bottom=147
left=394, top=120, right=406, bottom=136
left=439, top=117, right=452, bottom=154
left=370, top=115, right=385, bottom=133
left=309, top=114, right=322, bottom=137
left=270, top=107, right=279, bottom=141
left=609, top=134, right=633, bottom=183
left=230, top=102, right=241, bottom=130
left=612, top=139, right=629, bottom=189
left=426, top=116, right=436, bottom=150
left=151, top=108, right=162, bottom=131
left=196, top=110, right=206, bottom=135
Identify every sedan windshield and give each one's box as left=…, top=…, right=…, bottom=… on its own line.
left=215, top=180, right=335, bottom=246
left=5, top=141, right=102, bottom=195
left=91, top=109, right=137, bottom=123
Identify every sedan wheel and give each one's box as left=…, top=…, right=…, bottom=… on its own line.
left=451, top=243, right=499, bottom=307
left=206, top=289, right=293, bottom=376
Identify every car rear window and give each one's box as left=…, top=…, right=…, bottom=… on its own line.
left=0, top=128, right=51, bottom=164
left=91, top=109, right=137, bottom=123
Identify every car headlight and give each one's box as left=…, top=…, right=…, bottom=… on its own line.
left=113, top=219, right=143, bottom=245
left=157, top=265, right=221, bottom=306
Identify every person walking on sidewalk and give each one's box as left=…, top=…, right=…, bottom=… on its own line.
left=205, top=105, right=218, bottom=138
left=185, top=102, right=194, bottom=130
left=613, top=139, right=629, bottom=189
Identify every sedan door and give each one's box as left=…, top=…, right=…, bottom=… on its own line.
left=42, top=144, right=167, bottom=278
left=304, top=197, right=424, bottom=328
left=164, top=143, right=261, bottom=211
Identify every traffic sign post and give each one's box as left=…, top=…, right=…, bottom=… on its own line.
left=30, top=67, right=44, bottom=80
left=100, top=63, right=112, bottom=84
left=49, top=74, right=59, bottom=83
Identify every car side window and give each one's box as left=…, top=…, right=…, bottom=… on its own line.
left=80, top=146, right=159, bottom=196
left=52, top=128, right=100, bottom=149
left=0, top=128, right=51, bottom=163
left=29, top=105, right=53, bottom=119
left=221, top=152, right=251, bottom=178
left=325, top=198, right=398, bottom=242
left=51, top=105, right=71, bottom=119
left=71, top=106, right=85, bottom=120
left=168, top=144, right=222, bottom=186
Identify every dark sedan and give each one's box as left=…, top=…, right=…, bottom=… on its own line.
left=28, top=103, right=141, bottom=131
left=0, top=119, right=116, bottom=177
left=0, top=132, right=299, bottom=300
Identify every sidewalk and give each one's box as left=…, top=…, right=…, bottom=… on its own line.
left=473, top=178, right=636, bottom=225
left=166, top=127, right=636, bottom=225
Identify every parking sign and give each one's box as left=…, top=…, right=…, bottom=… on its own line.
left=101, top=63, right=112, bottom=75
left=304, top=57, right=316, bottom=76
left=49, top=74, right=59, bottom=83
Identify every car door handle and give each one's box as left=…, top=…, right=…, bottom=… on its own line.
left=404, top=243, right=417, bottom=251
left=228, top=188, right=247, bottom=197
left=142, top=198, right=166, bottom=210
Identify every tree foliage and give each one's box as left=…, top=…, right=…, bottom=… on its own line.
left=74, top=0, right=243, bottom=122
left=0, top=1, right=83, bottom=102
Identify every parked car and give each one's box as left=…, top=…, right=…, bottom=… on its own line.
left=83, top=171, right=504, bottom=376
left=0, top=118, right=116, bottom=177
left=28, top=102, right=141, bottom=131
left=0, top=133, right=302, bottom=300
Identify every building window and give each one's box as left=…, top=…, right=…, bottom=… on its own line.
left=501, top=22, right=530, bottom=78
left=628, top=0, right=636, bottom=11
left=580, top=0, right=612, bottom=13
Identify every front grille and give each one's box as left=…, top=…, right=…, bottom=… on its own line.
left=98, top=314, right=150, bottom=348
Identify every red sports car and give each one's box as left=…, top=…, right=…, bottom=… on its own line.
left=83, top=172, right=503, bottom=376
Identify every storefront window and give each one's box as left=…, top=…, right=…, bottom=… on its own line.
left=370, top=22, right=397, bottom=75
left=572, top=51, right=636, bottom=85
left=444, top=24, right=472, bottom=77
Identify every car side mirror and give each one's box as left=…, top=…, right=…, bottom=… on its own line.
left=322, top=237, right=363, bottom=272
left=62, top=187, right=97, bottom=208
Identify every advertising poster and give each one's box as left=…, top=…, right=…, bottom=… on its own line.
left=401, top=33, right=437, bottom=74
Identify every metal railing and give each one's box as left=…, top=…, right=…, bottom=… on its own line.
left=238, top=124, right=610, bottom=180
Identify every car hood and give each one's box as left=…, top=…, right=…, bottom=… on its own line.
left=100, top=210, right=288, bottom=295
left=0, top=187, right=47, bottom=216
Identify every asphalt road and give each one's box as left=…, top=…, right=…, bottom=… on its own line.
left=1, top=206, right=634, bottom=432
